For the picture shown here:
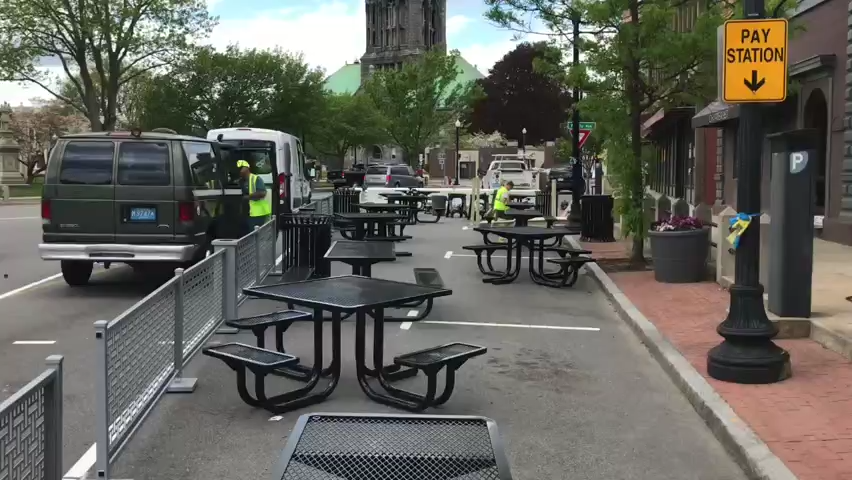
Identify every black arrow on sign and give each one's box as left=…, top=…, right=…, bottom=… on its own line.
left=743, top=70, right=766, bottom=93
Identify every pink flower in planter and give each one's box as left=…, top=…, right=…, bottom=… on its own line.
left=652, top=216, right=705, bottom=232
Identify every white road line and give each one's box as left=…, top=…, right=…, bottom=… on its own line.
left=0, top=216, right=40, bottom=221
left=63, top=443, right=96, bottom=480
left=406, top=310, right=419, bottom=317
left=400, top=322, right=413, bottom=330
left=443, top=251, right=452, bottom=259
left=13, top=340, right=57, bottom=345
left=422, top=320, right=600, bottom=331
left=0, top=273, right=62, bottom=301
left=462, top=226, right=469, bottom=230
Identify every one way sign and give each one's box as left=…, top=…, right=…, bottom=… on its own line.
left=722, top=18, right=788, bottom=103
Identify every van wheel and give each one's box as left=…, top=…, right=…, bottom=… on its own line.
left=61, top=261, right=93, bottom=286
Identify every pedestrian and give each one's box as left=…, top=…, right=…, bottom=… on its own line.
left=237, top=159, right=271, bottom=234
left=492, top=181, right=513, bottom=220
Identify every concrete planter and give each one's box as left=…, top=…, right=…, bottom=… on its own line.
left=648, top=228, right=710, bottom=283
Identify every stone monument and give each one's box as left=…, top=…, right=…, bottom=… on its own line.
left=0, top=102, right=23, bottom=184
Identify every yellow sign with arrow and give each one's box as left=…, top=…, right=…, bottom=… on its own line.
left=722, top=18, right=788, bottom=103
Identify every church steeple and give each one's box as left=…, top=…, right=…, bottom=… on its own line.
left=360, top=0, right=447, bottom=82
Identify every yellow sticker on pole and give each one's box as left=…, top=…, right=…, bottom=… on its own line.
left=722, top=18, right=788, bottom=104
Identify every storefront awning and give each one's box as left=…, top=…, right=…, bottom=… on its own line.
left=691, top=100, right=740, bottom=129
left=641, top=107, right=694, bottom=138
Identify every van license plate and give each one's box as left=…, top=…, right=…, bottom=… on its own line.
left=129, top=207, right=156, bottom=222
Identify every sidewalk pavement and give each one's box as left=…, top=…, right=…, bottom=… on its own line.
left=577, top=239, right=852, bottom=480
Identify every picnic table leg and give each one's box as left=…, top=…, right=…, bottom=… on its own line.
left=256, top=310, right=342, bottom=413
left=485, top=239, right=522, bottom=285
left=354, top=221, right=366, bottom=240
left=354, top=311, right=425, bottom=410
left=529, top=240, right=568, bottom=288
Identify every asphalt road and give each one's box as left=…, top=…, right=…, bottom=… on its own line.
left=0, top=203, right=59, bottom=295
left=112, top=220, right=747, bottom=480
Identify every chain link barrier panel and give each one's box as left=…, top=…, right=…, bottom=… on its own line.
left=94, top=218, right=279, bottom=479
left=0, top=356, right=63, bottom=480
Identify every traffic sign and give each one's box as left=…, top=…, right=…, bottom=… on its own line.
left=722, top=18, right=788, bottom=103
left=567, top=122, right=596, bottom=149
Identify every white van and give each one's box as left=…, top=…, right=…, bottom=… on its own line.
left=207, top=127, right=312, bottom=209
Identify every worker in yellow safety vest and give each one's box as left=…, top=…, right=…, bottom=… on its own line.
left=492, top=181, right=514, bottom=219
left=237, top=159, right=271, bottom=231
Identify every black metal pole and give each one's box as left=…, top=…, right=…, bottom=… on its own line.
left=454, top=126, right=460, bottom=185
left=569, top=12, right=582, bottom=224
left=707, top=0, right=791, bottom=384
left=522, top=130, right=526, bottom=155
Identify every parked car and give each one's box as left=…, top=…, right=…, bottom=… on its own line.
left=549, top=165, right=573, bottom=191
left=364, top=164, right=424, bottom=188
left=39, top=130, right=276, bottom=286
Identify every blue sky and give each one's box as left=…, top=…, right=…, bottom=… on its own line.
left=1, top=0, right=543, bottom=106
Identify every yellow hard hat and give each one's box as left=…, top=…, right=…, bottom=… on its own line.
left=236, top=160, right=250, bottom=168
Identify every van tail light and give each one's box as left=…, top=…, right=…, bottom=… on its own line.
left=386, top=175, right=391, bottom=184
left=41, top=199, right=51, bottom=224
left=178, top=202, right=195, bottom=222
left=279, top=173, right=288, bottom=198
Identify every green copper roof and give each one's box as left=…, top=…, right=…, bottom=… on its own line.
left=324, top=63, right=362, bottom=95
left=323, top=56, right=485, bottom=96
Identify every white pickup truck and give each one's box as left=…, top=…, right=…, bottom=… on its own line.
left=484, top=158, right=537, bottom=189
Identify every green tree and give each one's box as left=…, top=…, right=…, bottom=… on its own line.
left=133, top=46, right=326, bottom=136
left=487, top=0, right=723, bottom=265
left=0, top=0, right=216, bottom=131
left=308, top=93, right=386, bottom=167
left=363, top=49, right=478, bottom=166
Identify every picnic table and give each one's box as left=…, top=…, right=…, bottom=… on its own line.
left=324, top=240, right=396, bottom=276
left=271, top=413, right=515, bottom=479
left=334, top=211, right=401, bottom=239
left=244, top=276, right=484, bottom=411
left=506, top=202, right=535, bottom=211
left=502, top=208, right=545, bottom=227
left=473, top=226, right=582, bottom=286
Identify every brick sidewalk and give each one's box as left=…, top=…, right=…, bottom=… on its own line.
left=583, top=242, right=852, bottom=480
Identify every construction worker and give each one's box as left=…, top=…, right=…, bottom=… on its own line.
left=493, top=181, right=513, bottom=219
left=237, top=160, right=271, bottom=232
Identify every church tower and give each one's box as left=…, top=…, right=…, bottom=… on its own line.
left=360, top=0, right=447, bottom=82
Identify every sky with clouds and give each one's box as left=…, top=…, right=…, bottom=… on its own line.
left=0, top=0, right=539, bottom=107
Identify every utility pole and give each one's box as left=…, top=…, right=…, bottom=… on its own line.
left=707, top=0, right=791, bottom=384
left=569, top=11, right=583, bottom=224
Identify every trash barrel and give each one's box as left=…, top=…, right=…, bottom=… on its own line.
left=535, top=190, right=552, bottom=217
left=580, top=195, right=615, bottom=242
left=278, top=213, right=333, bottom=278
left=332, top=188, right=360, bottom=214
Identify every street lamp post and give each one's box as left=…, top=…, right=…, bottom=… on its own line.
left=454, top=119, right=461, bottom=186
left=706, top=0, right=791, bottom=384
left=522, top=128, right=527, bottom=156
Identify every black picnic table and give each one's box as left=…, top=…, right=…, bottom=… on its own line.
left=473, top=226, right=574, bottom=286
left=502, top=208, right=545, bottom=227
left=324, top=240, right=396, bottom=276
left=333, top=212, right=402, bottom=239
left=244, top=275, right=453, bottom=411
left=355, top=202, right=413, bottom=213
left=271, top=413, right=515, bottom=480
left=506, top=202, right=535, bottom=210
left=386, top=194, right=429, bottom=223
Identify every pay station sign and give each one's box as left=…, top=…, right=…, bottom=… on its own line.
left=722, top=18, right=788, bottom=103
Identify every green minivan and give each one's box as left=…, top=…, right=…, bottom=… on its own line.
left=39, top=130, right=276, bottom=286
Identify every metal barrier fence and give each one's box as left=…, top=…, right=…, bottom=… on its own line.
left=93, top=218, right=279, bottom=480
left=0, top=355, right=64, bottom=480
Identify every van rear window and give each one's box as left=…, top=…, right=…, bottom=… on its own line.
left=117, top=142, right=171, bottom=186
left=59, top=141, right=115, bottom=185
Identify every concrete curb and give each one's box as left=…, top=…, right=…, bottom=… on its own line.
left=567, top=236, right=798, bottom=480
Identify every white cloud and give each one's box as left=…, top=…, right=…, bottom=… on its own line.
left=446, top=15, right=472, bottom=36
left=0, top=67, right=65, bottom=108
